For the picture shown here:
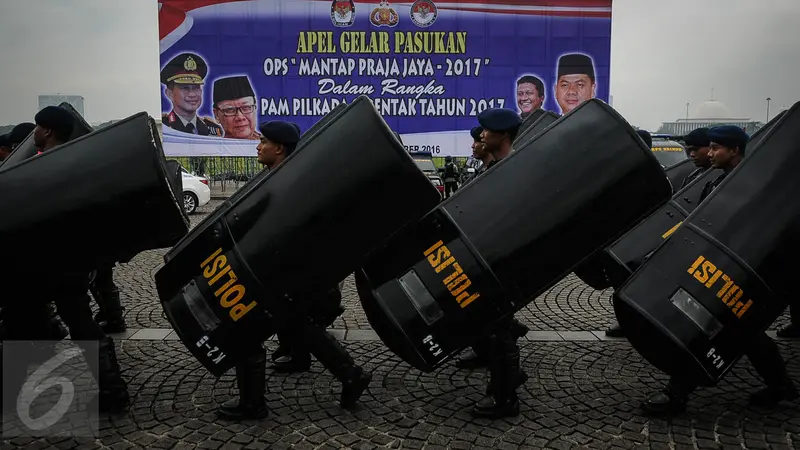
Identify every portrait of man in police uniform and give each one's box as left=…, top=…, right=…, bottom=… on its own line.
left=554, top=53, right=597, bottom=115
left=160, top=52, right=223, bottom=136
left=212, top=76, right=261, bottom=140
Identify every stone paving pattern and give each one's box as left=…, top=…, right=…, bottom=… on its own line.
left=3, top=199, right=800, bottom=449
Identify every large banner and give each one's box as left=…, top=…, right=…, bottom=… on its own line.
left=158, top=0, right=612, bottom=157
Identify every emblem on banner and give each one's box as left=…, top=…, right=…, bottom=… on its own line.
left=183, top=56, right=198, bottom=71
left=331, top=0, right=355, bottom=27
left=369, top=0, right=399, bottom=28
left=410, top=0, right=438, bottom=28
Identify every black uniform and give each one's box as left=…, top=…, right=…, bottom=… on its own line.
left=217, top=121, right=371, bottom=421
left=642, top=125, right=797, bottom=415
left=443, top=158, right=459, bottom=198
left=90, top=264, right=127, bottom=333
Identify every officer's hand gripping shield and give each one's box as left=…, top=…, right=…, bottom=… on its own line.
left=354, top=99, right=673, bottom=372
left=614, top=102, right=800, bottom=386
left=0, top=102, right=94, bottom=171
left=574, top=111, right=785, bottom=291
left=0, top=112, right=189, bottom=276
left=154, top=96, right=442, bottom=376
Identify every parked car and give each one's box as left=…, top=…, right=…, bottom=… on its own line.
left=429, top=174, right=445, bottom=198
left=181, top=167, right=211, bottom=214
left=649, top=135, right=688, bottom=168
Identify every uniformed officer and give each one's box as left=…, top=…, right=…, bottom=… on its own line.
left=7, top=122, right=35, bottom=149
left=642, top=125, right=797, bottom=415
left=0, top=133, right=11, bottom=161
left=218, top=121, right=370, bottom=420
left=212, top=76, right=261, bottom=140
left=459, top=108, right=528, bottom=418
left=442, top=155, right=459, bottom=198
left=160, top=53, right=223, bottom=136
left=2, top=106, right=129, bottom=412
left=680, top=127, right=712, bottom=188
left=460, top=126, right=492, bottom=186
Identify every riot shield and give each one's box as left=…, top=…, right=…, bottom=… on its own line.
left=0, top=112, right=189, bottom=275
left=516, top=109, right=545, bottom=137
left=0, top=102, right=94, bottom=171
left=154, top=96, right=442, bottom=376
left=354, top=99, right=673, bottom=372
left=574, top=111, right=785, bottom=291
left=614, top=102, right=800, bottom=386
left=513, top=111, right=559, bottom=147
left=664, top=158, right=694, bottom=193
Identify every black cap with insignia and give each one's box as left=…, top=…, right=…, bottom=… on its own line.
left=35, top=106, right=75, bottom=140
left=477, top=108, right=522, bottom=133
left=8, top=122, right=35, bottom=144
left=557, top=53, right=595, bottom=82
left=160, top=52, right=208, bottom=86
left=213, top=76, right=256, bottom=106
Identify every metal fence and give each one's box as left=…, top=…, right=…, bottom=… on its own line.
left=168, top=155, right=472, bottom=193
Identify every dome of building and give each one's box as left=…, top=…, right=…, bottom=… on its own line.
left=692, top=100, right=732, bottom=119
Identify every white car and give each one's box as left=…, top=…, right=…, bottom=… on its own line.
left=181, top=167, right=211, bottom=214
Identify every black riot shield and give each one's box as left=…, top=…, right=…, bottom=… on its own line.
left=0, top=102, right=94, bottom=171
left=574, top=111, right=785, bottom=291
left=614, top=102, right=800, bottom=385
left=354, top=99, right=673, bottom=372
left=154, top=96, right=442, bottom=376
left=0, top=112, right=189, bottom=275
left=513, top=111, right=559, bottom=147
left=165, top=159, right=185, bottom=209
left=516, top=109, right=545, bottom=137
left=664, top=158, right=694, bottom=193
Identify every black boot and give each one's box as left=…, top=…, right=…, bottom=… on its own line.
left=776, top=323, right=800, bottom=338
left=456, top=347, right=490, bottom=369
left=95, top=336, right=130, bottom=413
left=640, top=378, right=694, bottom=416
left=472, top=330, right=521, bottom=419
left=605, top=322, right=625, bottom=337
left=94, top=288, right=127, bottom=334
left=218, top=351, right=269, bottom=420
left=304, top=325, right=371, bottom=408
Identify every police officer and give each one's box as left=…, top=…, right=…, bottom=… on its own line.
left=0, top=133, right=11, bottom=161
left=7, top=122, right=35, bottom=149
left=161, top=53, right=223, bottom=136
left=218, top=121, right=370, bottom=420
left=442, top=155, right=459, bottom=198
left=680, top=127, right=712, bottom=188
left=642, top=125, right=797, bottom=415
left=3, top=106, right=129, bottom=412
left=458, top=108, right=528, bottom=418
left=460, top=126, right=492, bottom=186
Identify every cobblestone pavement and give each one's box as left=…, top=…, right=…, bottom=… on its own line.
left=4, top=198, right=800, bottom=449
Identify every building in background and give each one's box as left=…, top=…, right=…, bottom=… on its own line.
left=38, top=94, right=85, bottom=117
left=657, top=99, right=763, bottom=135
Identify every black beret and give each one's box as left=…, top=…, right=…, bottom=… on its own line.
left=0, top=133, right=9, bottom=147
left=259, top=121, right=300, bottom=146
left=470, top=126, right=483, bottom=141
left=213, top=76, right=255, bottom=105
left=35, top=106, right=75, bottom=135
left=636, top=130, right=652, bottom=148
left=290, top=123, right=301, bottom=135
left=8, top=122, right=35, bottom=144
left=160, top=52, right=208, bottom=85
left=683, top=127, right=711, bottom=147
left=477, top=108, right=522, bottom=132
left=708, top=125, right=749, bottom=150
left=557, top=53, right=595, bottom=81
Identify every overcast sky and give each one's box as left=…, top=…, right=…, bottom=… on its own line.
left=0, top=0, right=797, bottom=130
